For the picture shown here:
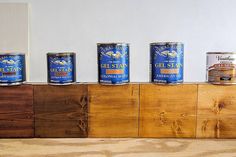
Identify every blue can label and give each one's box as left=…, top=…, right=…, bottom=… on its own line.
left=98, top=44, right=129, bottom=84
left=151, top=43, right=184, bottom=83
left=47, top=54, right=75, bottom=84
left=0, top=54, right=25, bottom=83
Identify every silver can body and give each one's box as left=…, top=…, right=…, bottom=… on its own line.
left=206, top=52, right=236, bottom=84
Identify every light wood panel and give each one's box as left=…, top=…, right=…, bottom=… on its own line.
left=140, top=84, right=197, bottom=138
left=1, top=138, right=236, bottom=157
left=88, top=84, right=139, bottom=137
left=197, top=84, right=236, bottom=138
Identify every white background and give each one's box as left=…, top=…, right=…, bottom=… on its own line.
left=0, top=3, right=28, bottom=54
left=1, top=0, right=236, bottom=82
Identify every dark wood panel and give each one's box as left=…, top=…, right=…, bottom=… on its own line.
left=0, top=85, right=33, bottom=137
left=34, top=84, right=88, bottom=137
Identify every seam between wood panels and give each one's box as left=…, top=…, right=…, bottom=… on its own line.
left=195, top=84, right=199, bottom=138
left=33, top=85, right=35, bottom=138
left=87, top=84, right=91, bottom=138
left=138, top=84, right=141, bottom=137
left=86, top=84, right=89, bottom=138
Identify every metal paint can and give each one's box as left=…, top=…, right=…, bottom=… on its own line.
left=207, top=52, right=236, bottom=84
left=97, top=43, right=129, bottom=85
left=150, top=42, right=184, bottom=84
left=0, top=53, right=26, bottom=86
left=47, top=52, right=76, bottom=85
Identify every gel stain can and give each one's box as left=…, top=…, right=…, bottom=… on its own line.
left=150, top=42, right=184, bottom=84
left=47, top=52, right=76, bottom=85
left=0, top=53, right=26, bottom=86
left=207, top=52, right=236, bottom=84
left=97, top=43, right=129, bottom=85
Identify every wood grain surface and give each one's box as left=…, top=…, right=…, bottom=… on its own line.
left=1, top=138, right=236, bottom=157
left=88, top=84, right=139, bottom=137
left=0, top=85, right=33, bottom=137
left=34, top=85, right=88, bottom=137
left=140, top=84, right=197, bottom=138
left=1, top=83, right=236, bottom=138
left=197, top=84, right=236, bottom=138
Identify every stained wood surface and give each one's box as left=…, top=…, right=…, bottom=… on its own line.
left=34, top=85, right=88, bottom=137
left=0, top=85, right=33, bottom=137
left=140, top=84, right=197, bottom=138
left=1, top=138, right=236, bottom=157
left=1, top=83, right=236, bottom=138
left=88, top=84, right=139, bottom=137
left=197, top=84, right=236, bottom=138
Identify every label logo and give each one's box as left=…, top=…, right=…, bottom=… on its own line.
left=99, top=45, right=128, bottom=59
left=153, top=45, right=183, bottom=59
left=103, top=51, right=127, bottom=59
left=52, top=60, right=69, bottom=65
left=50, top=57, right=72, bottom=66
left=217, top=55, right=235, bottom=61
left=157, top=50, right=178, bottom=58
left=0, top=59, right=17, bottom=65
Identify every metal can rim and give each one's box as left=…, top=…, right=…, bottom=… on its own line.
left=0, top=53, right=25, bottom=55
left=207, top=52, right=236, bottom=54
left=48, top=82, right=76, bottom=86
left=47, top=52, right=76, bottom=56
left=207, top=81, right=236, bottom=85
left=152, top=82, right=183, bottom=85
left=150, top=42, right=184, bottom=45
left=97, top=42, right=129, bottom=46
left=0, top=81, right=25, bottom=86
left=99, top=82, right=129, bottom=85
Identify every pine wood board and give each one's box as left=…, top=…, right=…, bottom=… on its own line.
left=1, top=138, right=236, bottom=157
left=88, top=84, right=139, bottom=137
left=197, top=84, right=236, bottom=138
left=139, top=84, right=197, bottom=138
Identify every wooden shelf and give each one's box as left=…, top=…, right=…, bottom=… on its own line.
left=0, top=83, right=236, bottom=138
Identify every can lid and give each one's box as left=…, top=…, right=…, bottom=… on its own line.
left=0, top=52, right=25, bottom=55
left=150, top=42, right=184, bottom=45
left=47, top=52, right=76, bottom=56
left=207, top=52, right=236, bottom=54
left=97, top=42, right=129, bottom=46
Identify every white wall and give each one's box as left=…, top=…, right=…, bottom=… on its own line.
left=0, top=3, right=29, bottom=79
left=1, top=0, right=236, bottom=82
left=0, top=3, right=28, bottom=54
